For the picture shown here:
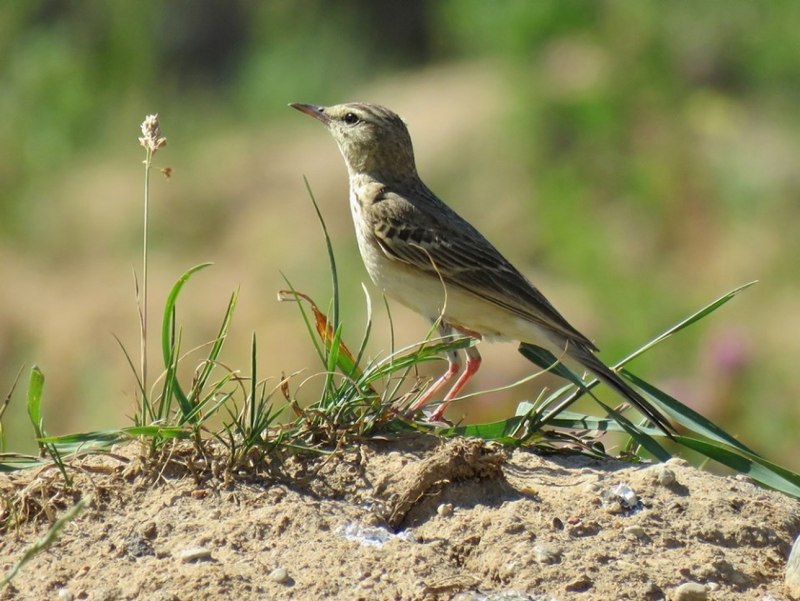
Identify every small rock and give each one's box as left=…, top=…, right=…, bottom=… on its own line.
left=786, top=532, right=800, bottom=597
left=451, top=593, right=481, bottom=601
left=666, top=457, right=689, bottom=468
left=140, top=521, right=158, bottom=540
left=624, top=525, right=648, bottom=541
left=654, top=465, right=677, bottom=486
left=582, top=481, right=601, bottom=494
left=125, top=532, right=154, bottom=558
left=437, top=503, right=454, bottom=517
left=533, top=543, right=562, bottom=564
left=269, top=566, right=290, bottom=584
left=673, top=581, right=707, bottom=601
left=177, top=546, right=212, bottom=563
left=565, top=574, right=593, bottom=592
left=643, top=582, right=664, bottom=600
left=57, top=589, right=74, bottom=601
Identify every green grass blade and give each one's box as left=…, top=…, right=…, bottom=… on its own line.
left=191, top=289, right=238, bottom=403
left=615, top=281, right=757, bottom=368
left=249, top=333, right=257, bottom=432
left=518, top=344, right=584, bottom=387
left=674, top=435, right=800, bottom=498
left=40, top=425, right=191, bottom=451
left=124, top=425, right=191, bottom=439
left=1, top=365, right=25, bottom=451
left=363, top=338, right=474, bottom=384
left=353, top=283, right=373, bottom=377
left=277, top=282, right=325, bottom=365
left=2, top=497, right=87, bottom=585
left=184, top=388, right=235, bottom=424
left=593, top=398, right=671, bottom=461
left=160, top=263, right=213, bottom=420
left=532, top=410, right=666, bottom=437
left=0, top=454, right=49, bottom=472
left=440, top=417, right=524, bottom=444
left=163, top=327, right=187, bottom=422
left=303, top=177, right=339, bottom=330
left=622, top=370, right=755, bottom=454
left=39, top=430, right=130, bottom=446
left=112, top=334, right=146, bottom=419
left=26, top=366, right=45, bottom=441
left=522, top=282, right=757, bottom=433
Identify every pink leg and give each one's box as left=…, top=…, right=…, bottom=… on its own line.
left=429, top=345, right=482, bottom=421
left=405, top=355, right=461, bottom=416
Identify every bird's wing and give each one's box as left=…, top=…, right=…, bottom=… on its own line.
left=368, top=190, right=598, bottom=350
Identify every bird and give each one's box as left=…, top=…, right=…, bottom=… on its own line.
left=290, top=101, right=673, bottom=435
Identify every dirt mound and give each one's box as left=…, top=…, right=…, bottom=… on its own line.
left=2, top=435, right=799, bottom=600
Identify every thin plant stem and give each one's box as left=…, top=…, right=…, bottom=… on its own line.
left=140, top=147, right=152, bottom=422
left=137, top=113, right=166, bottom=424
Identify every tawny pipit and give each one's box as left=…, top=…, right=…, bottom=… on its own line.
left=290, top=101, right=673, bottom=434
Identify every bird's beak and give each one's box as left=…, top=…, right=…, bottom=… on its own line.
left=289, top=103, right=331, bottom=125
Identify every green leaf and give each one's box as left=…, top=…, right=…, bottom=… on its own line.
left=2, top=497, right=87, bottom=585
left=623, top=370, right=755, bottom=455
left=304, top=176, right=339, bottom=331
left=190, top=289, right=238, bottom=405
left=615, top=281, right=757, bottom=367
left=0, top=454, right=48, bottom=472
left=675, top=435, right=800, bottom=498
left=439, top=417, right=524, bottom=444
left=593, top=398, right=671, bottom=462
left=518, top=343, right=585, bottom=387
left=161, top=263, right=213, bottom=420
left=26, top=366, right=45, bottom=440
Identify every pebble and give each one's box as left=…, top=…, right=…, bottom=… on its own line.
left=624, top=525, right=648, bottom=540
left=437, top=503, right=454, bottom=517
left=786, top=532, right=800, bottom=597
left=177, top=546, right=212, bottom=562
left=565, top=574, right=593, bottom=592
left=269, top=566, right=290, bottom=584
left=673, top=581, right=707, bottom=600
left=140, top=521, right=158, bottom=539
left=654, top=465, right=677, bottom=486
left=57, top=589, right=74, bottom=601
left=533, top=543, right=562, bottom=564
left=582, top=481, right=602, bottom=494
left=125, top=532, right=154, bottom=558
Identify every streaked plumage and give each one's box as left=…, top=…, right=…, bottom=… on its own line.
left=290, top=101, right=673, bottom=435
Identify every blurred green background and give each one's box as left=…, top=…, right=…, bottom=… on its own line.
left=2, top=1, right=798, bottom=466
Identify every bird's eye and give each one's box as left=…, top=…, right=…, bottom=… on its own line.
left=343, top=112, right=360, bottom=125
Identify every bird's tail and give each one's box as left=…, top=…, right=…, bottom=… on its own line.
left=520, top=340, right=675, bottom=436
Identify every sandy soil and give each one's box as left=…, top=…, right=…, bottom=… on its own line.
left=2, top=435, right=799, bottom=600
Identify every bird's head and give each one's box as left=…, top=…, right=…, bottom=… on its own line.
left=290, top=102, right=417, bottom=181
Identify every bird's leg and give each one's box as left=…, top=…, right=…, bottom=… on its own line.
left=405, top=322, right=462, bottom=416
left=405, top=348, right=461, bottom=416
left=429, top=344, right=482, bottom=421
